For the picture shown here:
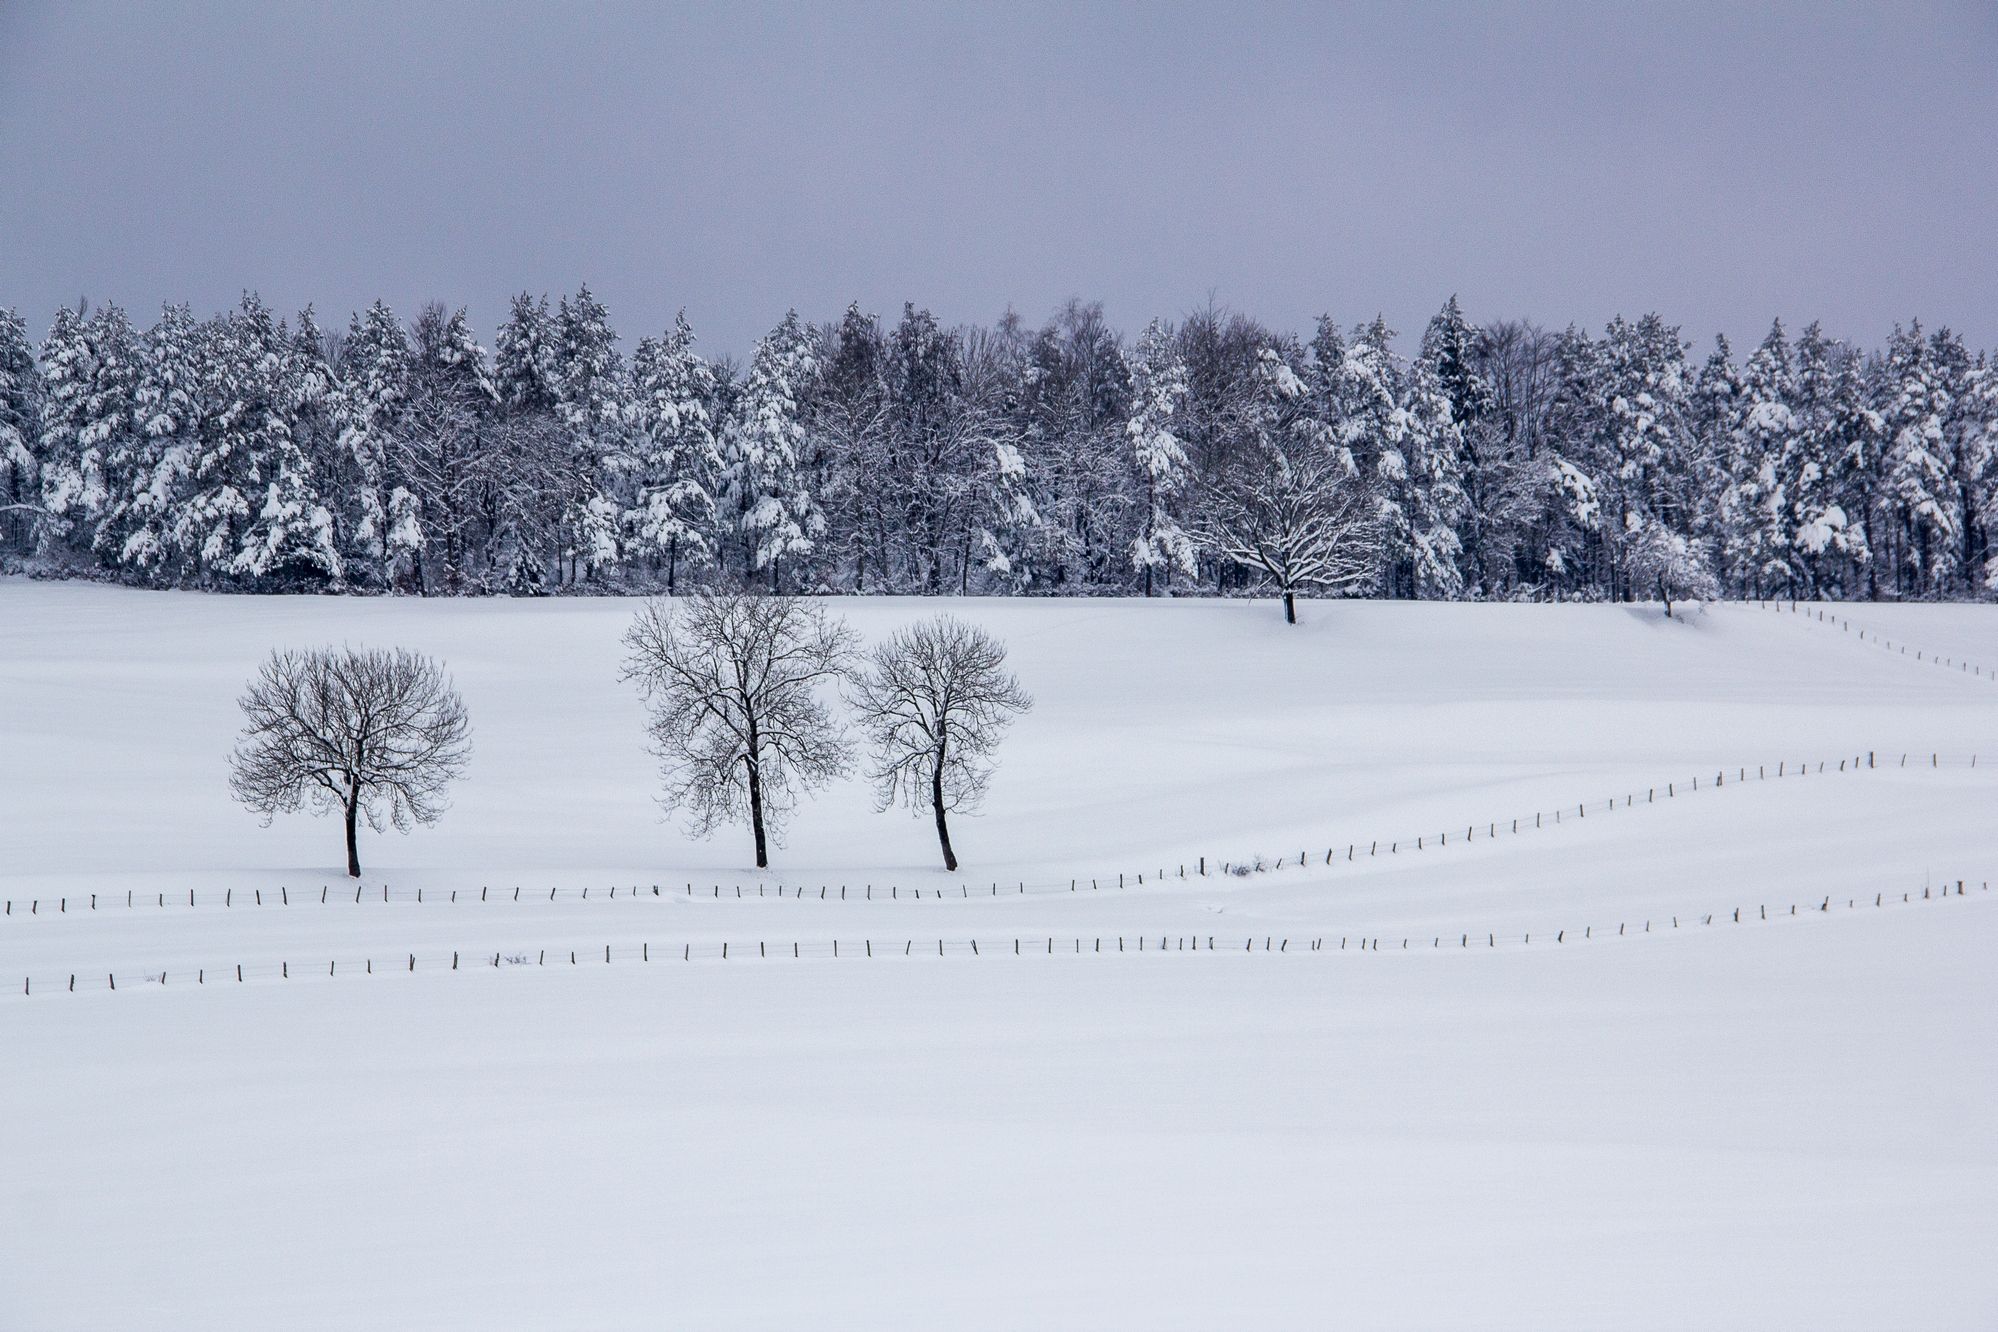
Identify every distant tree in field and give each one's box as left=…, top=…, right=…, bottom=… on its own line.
left=621, top=592, right=854, bottom=868
left=1205, top=348, right=1379, bottom=623
left=229, top=646, right=471, bottom=877
left=1626, top=515, right=1719, bottom=619
left=847, top=616, right=1032, bottom=871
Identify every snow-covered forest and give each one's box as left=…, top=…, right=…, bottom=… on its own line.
left=2, top=292, right=1995, bottom=602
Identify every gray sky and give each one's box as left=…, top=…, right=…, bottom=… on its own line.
left=2, top=1, right=1994, bottom=357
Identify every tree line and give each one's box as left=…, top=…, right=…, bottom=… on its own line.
left=5, top=291, right=1995, bottom=607
left=229, top=595, right=1030, bottom=875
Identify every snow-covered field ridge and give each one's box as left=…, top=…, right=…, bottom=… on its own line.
left=3, top=582, right=1995, bottom=1330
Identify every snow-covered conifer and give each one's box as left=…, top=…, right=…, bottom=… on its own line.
left=40, top=302, right=142, bottom=564
left=0, top=307, right=39, bottom=552
left=1124, top=317, right=1194, bottom=594
left=629, top=311, right=721, bottom=591
left=721, top=310, right=824, bottom=589
left=337, top=301, right=415, bottom=587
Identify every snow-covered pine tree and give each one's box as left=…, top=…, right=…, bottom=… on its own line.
left=721, top=310, right=824, bottom=590
left=0, top=306, right=42, bottom=554
left=1596, top=314, right=1697, bottom=601
left=1398, top=348, right=1469, bottom=599
left=1534, top=325, right=1611, bottom=596
left=337, top=301, right=417, bottom=589
left=1337, top=315, right=1465, bottom=598
left=1124, top=317, right=1194, bottom=595
left=233, top=304, right=342, bottom=588
left=629, top=311, right=721, bottom=592
left=1930, top=329, right=1991, bottom=597
left=550, top=285, right=629, bottom=582
left=1969, top=354, right=1998, bottom=595
left=1688, top=335, right=1743, bottom=586
left=116, top=303, right=204, bottom=574
left=1331, top=317, right=1409, bottom=595
left=963, top=320, right=1050, bottom=594
left=490, top=292, right=563, bottom=588
left=39, top=301, right=142, bottom=566
left=1877, top=321, right=1962, bottom=598
left=1720, top=321, right=1800, bottom=597
left=1787, top=324, right=1873, bottom=598
left=1419, top=296, right=1521, bottom=595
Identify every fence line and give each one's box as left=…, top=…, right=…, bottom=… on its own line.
left=12, top=878, right=1988, bottom=999
left=3, top=749, right=1984, bottom=921
left=1757, top=599, right=1998, bottom=684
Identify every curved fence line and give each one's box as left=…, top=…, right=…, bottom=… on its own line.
left=1756, top=599, right=1998, bottom=683
left=2, top=751, right=1985, bottom=921
left=11, top=877, right=1988, bottom=1000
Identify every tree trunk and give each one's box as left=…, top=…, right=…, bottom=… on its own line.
left=745, top=741, right=769, bottom=869
left=932, top=742, right=957, bottom=872
left=666, top=535, right=679, bottom=595
left=344, top=791, right=361, bottom=878
left=1283, top=587, right=1297, bottom=624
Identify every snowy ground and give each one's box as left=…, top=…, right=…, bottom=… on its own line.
left=3, top=582, right=1995, bottom=1329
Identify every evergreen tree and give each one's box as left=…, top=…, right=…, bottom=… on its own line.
left=1596, top=314, right=1696, bottom=600
left=490, top=292, right=563, bottom=585
left=40, top=302, right=142, bottom=564
left=1124, top=317, right=1194, bottom=595
left=118, top=303, right=204, bottom=573
left=629, top=311, right=721, bottom=592
left=1398, top=349, right=1469, bottom=599
left=1788, top=324, right=1872, bottom=597
left=1420, top=297, right=1518, bottom=595
left=337, top=301, right=417, bottom=588
left=550, top=285, right=629, bottom=580
left=1878, top=321, right=1961, bottom=597
left=721, top=310, right=824, bottom=589
left=1536, top=325, right=1611, bottom=595
left=234, top=304, right=342, bottom=587
left=0, top=307, right=40, bottom=553
left=1719, top=321, right=1799, bottom=596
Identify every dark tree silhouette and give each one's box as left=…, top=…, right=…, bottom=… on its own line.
left=229, top=646, right=471, bottom=876
left=847, top=615, right=1031, bottom=871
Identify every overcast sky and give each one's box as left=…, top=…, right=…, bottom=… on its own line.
left=2, top=1, right=1994, bottom=357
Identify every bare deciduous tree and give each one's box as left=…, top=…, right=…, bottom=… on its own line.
left=621, top=591, right=854, bottom=868
left=847, top=616, right=1031, bottom=871
left=229, top=646, right=471, bottom=877
left=1204, top=442, right=1378, bottom=623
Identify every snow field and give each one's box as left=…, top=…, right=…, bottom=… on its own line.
left=3, top=583, right=1996, bottom=1328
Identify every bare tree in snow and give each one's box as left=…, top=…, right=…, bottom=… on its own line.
left=621, top=591, right=854, bottom=867
left=229, top=647, right=471, bottom=877
left=1204, top=439, right=1378, bottom=624
left=847, top=616, right=1032, bottom=871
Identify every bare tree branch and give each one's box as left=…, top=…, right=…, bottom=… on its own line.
left=228, top=646, right=471, bottom=876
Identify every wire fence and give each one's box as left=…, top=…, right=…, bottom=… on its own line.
left=1757, top=598, right=1998, bottom=683
left=11, top=877, right=1987, bottom=1000
left=2, top=749, right=1985, bottom=920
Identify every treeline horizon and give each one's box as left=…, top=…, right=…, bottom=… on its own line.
left=0, top=288, right=1992, bottom=604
